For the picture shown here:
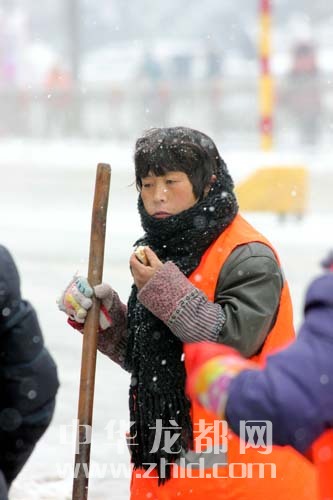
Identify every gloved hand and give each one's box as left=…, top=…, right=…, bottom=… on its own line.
left=57, top=276, right=114, bottom=331
left=185, top=342, right=257, bottom=418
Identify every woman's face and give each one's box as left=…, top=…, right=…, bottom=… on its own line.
left=140, top=171, right=198, bottom=218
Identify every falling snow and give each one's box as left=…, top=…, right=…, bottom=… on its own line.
left=1, top=142, right=331, bottom=499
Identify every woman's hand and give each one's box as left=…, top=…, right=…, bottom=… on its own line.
left=130, top=246, right=164, bottom=290
left=57, top=276, right=115, bottom=330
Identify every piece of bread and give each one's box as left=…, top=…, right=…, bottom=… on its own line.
left=134, top=246, right=149, bottom=266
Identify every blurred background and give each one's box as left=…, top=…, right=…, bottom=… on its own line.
left=1, top=1, right=332, bottom=498
left=0, top=0, right=333, bottom=146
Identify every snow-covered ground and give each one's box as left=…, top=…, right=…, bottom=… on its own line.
left=0, top=139, right=331, bottom=499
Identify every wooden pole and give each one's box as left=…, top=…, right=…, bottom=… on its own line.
left=72, top=163, right=111, bottom=499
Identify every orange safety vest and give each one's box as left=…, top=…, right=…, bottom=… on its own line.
left=311, top=430, right=333, bottom=500
left=130, top=214, right=318, bottom=499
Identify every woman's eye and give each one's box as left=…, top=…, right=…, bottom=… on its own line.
left=142, top=183, right=152, bottom=188
left=166, top=179, right=176, bottom=185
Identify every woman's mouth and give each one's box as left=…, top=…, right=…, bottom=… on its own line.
left=153, top=212, right=171, bottom=219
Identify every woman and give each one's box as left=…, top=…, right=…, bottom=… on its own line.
left=59, top=127, right=317, bottom=499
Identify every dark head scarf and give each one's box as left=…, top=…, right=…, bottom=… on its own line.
left=125, top=127, right=238, bottom=483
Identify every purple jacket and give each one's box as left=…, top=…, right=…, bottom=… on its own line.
left=226, top=272, right=333, bottom=453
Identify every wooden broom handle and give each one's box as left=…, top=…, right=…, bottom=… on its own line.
left=72, top=163, right=111, bottom=499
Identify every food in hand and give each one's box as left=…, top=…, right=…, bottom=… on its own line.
left=135, top=246, right=149, bottom=265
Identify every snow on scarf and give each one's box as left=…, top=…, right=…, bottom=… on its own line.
left=125, top=159, right=238, bottom=483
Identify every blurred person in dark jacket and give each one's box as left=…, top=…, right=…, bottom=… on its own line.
left=0, top=245, right=59, bottom=499
left=187, top=250, right=333, bottom=500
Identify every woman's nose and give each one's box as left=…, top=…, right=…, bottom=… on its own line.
left=153, top=185, right=168, bottom=201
